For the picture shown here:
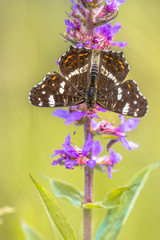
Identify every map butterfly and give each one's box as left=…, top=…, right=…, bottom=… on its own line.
left=29, top=46, right=148, bottom=117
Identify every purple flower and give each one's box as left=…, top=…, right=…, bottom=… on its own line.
left=117, top=115, right=139, bottom=150
left=96, top=149, right=122, bottom=178
left=106, top=0, right=126, bottom=12
left=52, top=103, right=106, bottom=125
left=51, top=133, right=96, bottom=169
left=93, top=114, right=140, bottom=151
left=51, top=133, right=122, bottom=177
left=64, top=0, right=127, bottom=51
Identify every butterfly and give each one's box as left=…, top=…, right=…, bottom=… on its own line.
left=29, top=46, right=148, bottom=117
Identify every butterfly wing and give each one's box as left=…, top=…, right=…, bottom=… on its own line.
left=97, top=50, right=130, bottom=96
left=58, top=46, right=92, bottom=93
left=29, top=72, right=84, bottom=107
left=97, top=79, right=148, bottom=117
left=29, top=46, right=93, bottom=108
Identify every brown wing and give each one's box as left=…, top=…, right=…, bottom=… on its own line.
left=97, top=80, right=148, bottom=117
left=97, top=51, right=130, bottom=96
left=58, top=46, right=92, bottom=93
left=29, top=72, right=84, bottom=108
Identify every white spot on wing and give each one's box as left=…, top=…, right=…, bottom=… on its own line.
left=134, top=100, right=137, bottom=104
left=108, top=73, right=116, bottom=81
left=60, top=81, right=65, bottom=88
left=42, top=91, right=46, bottom=94
left=101, top=65, right=108, bottom=76
left=117, top=93, right=122, bottom=100
left=122, top=103, right=130, bottom=115
left=48, top=95, right=55, bottom=107
left=59, top=88, right=64, bottom=94
left=117, top=88, right=122, bottom=100
left=67, top=64, right=88, bottom=78
left=38, top=102, right=43, bottom=106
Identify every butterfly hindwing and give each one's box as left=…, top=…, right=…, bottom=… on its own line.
left=97, top=79, right=148, bottom=117
left=29, top=72, right=84, bottom=107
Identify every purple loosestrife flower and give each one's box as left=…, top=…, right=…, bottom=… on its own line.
left=52, top=103, right=106, bottom=125
left=106, top=0, right=126, bottom=12
left=51, top=133, right=96, bottom=169
left=96, top=149, right=122, bottom=178
left=64, top=0, right=128, bottom=50
left=51, top=133, right=122, bottom=178
left=92, top=114, right=140, bottom=150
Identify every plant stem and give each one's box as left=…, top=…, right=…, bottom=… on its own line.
left=83, top=115, right=93, bottom=240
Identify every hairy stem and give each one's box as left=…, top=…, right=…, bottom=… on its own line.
left=83, top=115, right=93, bottom=240
left=86, top=8, right=94, bottom=35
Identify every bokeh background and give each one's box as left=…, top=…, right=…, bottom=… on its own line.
left=0, top=0, right=160, bottom=239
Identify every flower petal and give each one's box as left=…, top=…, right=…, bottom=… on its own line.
left=116, top=0, right=126, bottom=7
left=92, top=141, right=103, bottom=157
left=51, top=157, right=64, bottom=166
left=52, top=109, right=68, bottom=119
left=110, top=149, right=122, bottom=164
left=120, top=137, right=139, bottom=150
left=119, top=117, right=140, bottom=132
left=107, top=165, right=112, bottom=178
left=119, top=114, right=125, bottom=124
left=86, top=159, right=96, bottom=168
left=65, top=158, right=77, bottom=169
left=62, top=134, right=79, bottom=157
left=64, top=134, right=71, bottom=146
left=82, top=133, right=94, bottom=157
left=63, top=144, right=80, bottom=158
left=118, top=41, right=128, bottom=48
left=111, top=22, right=121, bottom=35
left=51, top=149, right=64, bottom=158
left=65, top=111, right=86, bottom=125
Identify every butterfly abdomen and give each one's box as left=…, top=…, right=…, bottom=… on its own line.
left=85, top=61, right=98, bottom=111
left=90, top=61, right=98, bottom=87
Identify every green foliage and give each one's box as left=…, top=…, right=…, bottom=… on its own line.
left=30, top=175, right=77, bottom=240
left=50, top=178, right=84, bottom=207
left=95, top=163, right=159, bottom=240
left=21, top=221, right=44, bottom=240
left=83, top=186, right=134, bottom=209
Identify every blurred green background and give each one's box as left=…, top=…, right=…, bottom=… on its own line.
left=0, top=0, right=160, bottom=239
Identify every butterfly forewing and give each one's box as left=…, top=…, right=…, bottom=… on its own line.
left=97, top=51, right=130, bottom=95
left=97, top=80, right=148, bottom=117
left=58, top=46, right=92, bottom=93
left=29, top=72, right=84, bottom=107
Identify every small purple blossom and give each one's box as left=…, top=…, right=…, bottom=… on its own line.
left=52, top=103, right=106, bottom=125
left=96, top=149, right=122, bottom=178
left=64, top=0, right=127, bottom=51
left=93, top=114, right=140, bottom=151
left=51, top=133, right=122, bottom=177
left=51, top=133, right=96, bottom=169
left=106, top=0, right=126, bottom=12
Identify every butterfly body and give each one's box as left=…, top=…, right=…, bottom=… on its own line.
left=85, top=61, right=98, bottom=111
left=29, top=46, right=148, bottom=117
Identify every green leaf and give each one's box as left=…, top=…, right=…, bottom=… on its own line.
left=95, top=163, right=159, bottom=240
left=30, top=175, right=77, bottom=240
left=50, top=179, right=84, bottom=207
left=83, top=186, right=134, bottom=209
left=21, top=221, right=44, bottom=240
